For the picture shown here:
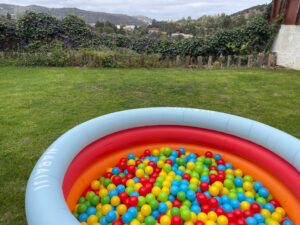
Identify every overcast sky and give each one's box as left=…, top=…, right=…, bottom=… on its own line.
left=1, top=0, right=271, bottom=20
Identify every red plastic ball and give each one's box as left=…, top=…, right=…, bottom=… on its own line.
left=217, top=174, right=226, bottom=182
left=215, top=207, right=225, bottom=216
left=129, top=196, right=138, bottom=206
left=165, top=159, right=173, bottom=165
left=148, top=177, right=156, bottom=184
left=194, top=221, right=205, bottom=225
left=82, top=187, right=92, bottom=197
left=200, top=204, right=210, bottom=214
left=243, top=210, right=253, bottom=218
left=144, top=149, right=151, bottom=156
left=209, top=174, right=218, bottom=184
left=119, top=161, right=127, bottom=169
left=124, top=198, right=130, bottom=207
left=200, top=182, right=209, bottom=192
left=182, top=173, right=191, bottom=181
left=176, top=150, right=182, bottom=157
left=136, top=160, right=142, bottom=166
left=145, top=183, right=153, bottom=192
left=154, top=168, right=161, bottom=173
left=140, top=177, right=148, bottom=185
left=112, top=175, right=122, bottom=185
left=121, top=177, right=127, bottom=186
left=112, top=221, right=123, bottom=225
left=105, top=172, right=113, bottom=178
left=125, top=174, right=134, bottom=179
left=127, top=165, right=136, bottom=174
left=208, top=197, right=219, bottom=208
left=217, top=159, right=225, bottom=165
left=148, top=161, right=156, bottom=168
left=197, top=193, right=208, bottom=204
left=228, top=223, right=237, bottom=225
left=269, top=199, right=280, bottom=208
left=209, top=166, right=217, bottom=171
left=250, top=203, right=261, bottom=214
left=157, top=214, right=163, bottom=223
left=172, top=199, right=182, bottom=208
left=139, top=187, right=148, bottom=196
left=119, top=192, right=128, bottom=202
left=233, top=209, right=243, bottom=218
left=151, top=172, right=159, bottom=179
left=236, top=218, right=246, bottom=225
left=171, top=215, right=182, bottom=225
left=205, top=151, right=213, bottom=158
left=226, top=212, right=236, bottom=222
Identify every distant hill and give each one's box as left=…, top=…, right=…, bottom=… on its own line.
left=231, top=4, right=269, bottom=19
left=0, top=3, right=152, bottom=25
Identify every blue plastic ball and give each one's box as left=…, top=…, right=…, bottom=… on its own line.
left=263, top=203, right=275, bottom=213
left=217, top=165, right=226, bottom=171
left=254, top=213, right=264, bottom=223
left=200, top=176, right=210, bottom=183
left=78, top=213, right=88, bottom=222
left=253, top=182, right=263, bottom=191
left=122, top=212, right=133, bottom=224
left=168, top=195, right=175, bottom=202
left=237, top=192, right=246, bottom=202
left=127, top=153, right=135, bottom=159
left=170, top=186, right=179, bottom=195
left=112, top=167, right=120, bottom=175
left=231, top=199, right=240, bottom=209
left=86, top=206, right=97, bottom=216
left=186, top=190, right=196, bottom=201
left=283, top=221, right=294, bottom=225
left=190, top=205, right=201, bottom=214
left=128, top=207, right=138, bottom=218
left=180, top=184, right=189, bottom=192
left=151, top=209, right=160, bottom=219
left=234, top=177, right=244, bottom=187
left=100, top=216, right=108, bottom=225
left=225, top=163, right=232, bottom=169
left=130, top=191, right=139, bottom=197
left=258, top=187, right=269, bottom=198
left=246, top=217, right=257, bottom=225
left=109, top=189, right=118, bottom=198
left=223, top=203, right=233, bottom=213
left=214, top=154, right=222, bottom=160
left=106, top=210, right=117, bottom=223
left=221, top=195, right=231, bottom=204
left=179, top=147, right=185, bottom=154
left=158, top=202, right=168, bottom=214
left=116, top=184, right=125, bottom=194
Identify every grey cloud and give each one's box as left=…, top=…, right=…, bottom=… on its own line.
left=1, top=0, right=271, bottom=20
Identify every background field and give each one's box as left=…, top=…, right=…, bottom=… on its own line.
left=0, top=67, right=300, bottom=225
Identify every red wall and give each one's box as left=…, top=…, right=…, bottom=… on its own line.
left=270, top=0, right=300, bottom=25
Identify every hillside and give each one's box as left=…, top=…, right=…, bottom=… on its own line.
left=0, top=3, right=151, bottom=25
left=231, top=4, right=269, bottom=19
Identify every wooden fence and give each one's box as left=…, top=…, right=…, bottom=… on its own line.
left=0, top=51, right=278, bottom=69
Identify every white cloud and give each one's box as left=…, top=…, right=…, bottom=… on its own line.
left=1, top=0, right=271, bottom=20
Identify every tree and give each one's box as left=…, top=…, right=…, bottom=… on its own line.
left=6, top=13, right=12, bottom=20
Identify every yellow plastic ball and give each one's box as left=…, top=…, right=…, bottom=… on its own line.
left=141, top=204, right=152, bottom=216
left=275, top=207, right=286, bottom=217
left=184, top=221, right=194, bottom=225
left=243, top=182, right=253, bottom=191
left=205, top=220, right=216, bottom=225
left=160, top=215, right=171, bottom=225
left=117, top=204, right=127, bottom=215
left=178, top=166, right=186, bottom=171
left=190, top=178, right=200, bottom=185
left=166, top=201, right=172, bottom=209
left=213, top=181, right=223, bottom=190
left=198, top=212, right=208, bottom=222
left=234, top=169, right=243, bottom=177
left=107, top=183, right=116, bottom=191
left=217, top=215, right=228, bottom=225
left=187, top=162, right=195, bottom=170
left=152, top=187, right=161, bottom=196
left=207, top=211, right=217, bottom=222
left=267, top=220, right=280, bottom=225
left=221, top=187, right=229, bottom=195
left=92, top=223, right=100, bottom=225
left=136, top=212, right=145, bottom=222
left=157, top=160, right=164, bottom=168
left=111, top=196, right=120, bottom=206
left=130, top=219, right=141, bottom=225
left=143, top=159, right=150, bottom=165
left=75, top=204, right=80, bottom=212
left=209, top=185, right=219, bottom=196
left=190, top=212, right=197, bottom=222
left=127, top=159, right=136, bottom=166
left=225, top=169, right=234, bottom=175
left=126, top=179, right=135, bottom=187
left=136, top=169, right=144, bottom=178
left=81, top=222, right=87, bottom=225
left=168, top=171, right=176, bottom=178
left=245, top=191, right=255, bottom=198
left=87, top=215, right=98, bottom=225
left=134, top=183, right=143, bottom=192
left=162, top=187, right=170, bottom=195
left=159, top=171, right=167, bottom=178
left=152, top=149, right=160, bottom=156
left=91, top=180, right=100, bottom=190
left=271, top=212, right=282, bottom=222
left=96, top=203, right=102, bottom=211
left=160, top=147, right=165, bottom=152
left=145, top=166, right=154, bottom=175
left=101, top=204, right=112, bottom=215
left=240, top=201, right=250, bottom=211
left=99, top=189, right=108, bottom=197
left=261, top=209, right=271, bottom=219
left=162, top=180, right=171, bottom=188
left=165, top=176, right=173, bottom=182
left=107, top=168, right=112, bottom=173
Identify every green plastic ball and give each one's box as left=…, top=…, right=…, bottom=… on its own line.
left=177, top=191, right=186, bottom=201
left=158, top=192, right=168, bottom=202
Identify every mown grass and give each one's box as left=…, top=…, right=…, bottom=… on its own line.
left=0, top=67, right=299, bottom=225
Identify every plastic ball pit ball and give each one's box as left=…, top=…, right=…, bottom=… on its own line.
left=25, top=108, right=300, bottom=225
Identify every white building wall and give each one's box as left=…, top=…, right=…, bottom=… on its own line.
left=272, top=25, right=300, bottom=70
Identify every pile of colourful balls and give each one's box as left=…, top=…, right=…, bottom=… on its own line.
left=72, top=147, right=294, bottom=225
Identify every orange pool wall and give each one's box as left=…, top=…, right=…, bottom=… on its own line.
left=62, top=126, right=300, bottom=223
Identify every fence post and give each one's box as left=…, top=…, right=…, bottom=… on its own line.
left=257, top=53, right=265, bottom=68
left=176, top=55, right=180, bottom=67
left=267, top=53, right=276, bottom=68
left=272, top=52, right=277, bottom=68
left=248, top=55, right=253, bottom=68
left=227, top=55, right=231, bottom=68
left=208, top=56, right=213, bottom=68
left=197, top=56, right=203, bottom=68
left=140, top=54, right=145, bottom=67
left=165, top=56, right=170, bottom=68
left=219, top=54, right=224, bottom=68
left=237, top=56, right=242, bottom=68
left=185, top=56, right=191, bottom=68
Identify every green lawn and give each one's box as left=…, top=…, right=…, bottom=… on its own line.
left=0, top=66, right=300, bottom=225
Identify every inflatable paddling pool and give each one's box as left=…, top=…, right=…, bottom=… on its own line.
left=25, top=107, right=300, bottom=225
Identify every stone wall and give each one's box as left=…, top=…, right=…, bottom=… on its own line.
left=272, top=25, right=300, bottom=70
